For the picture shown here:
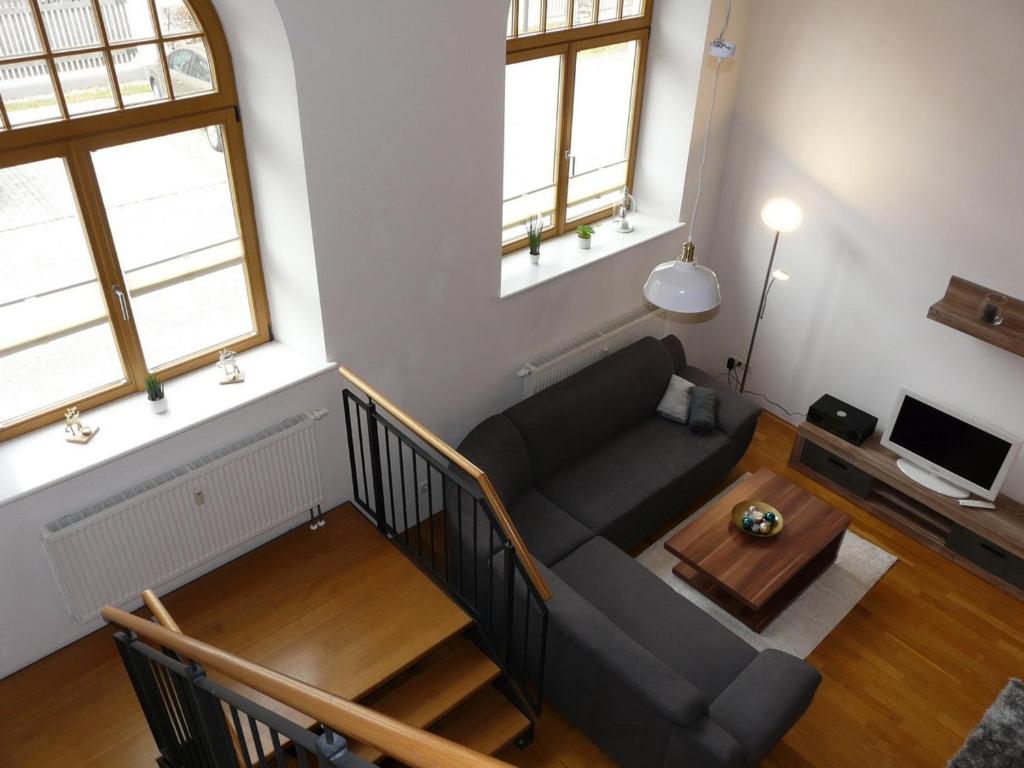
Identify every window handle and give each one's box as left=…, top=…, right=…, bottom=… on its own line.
left=565, top=149, right=576, bottom=177
left=112, top=286, right=130, bottom=321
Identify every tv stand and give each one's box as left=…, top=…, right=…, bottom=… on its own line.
left=790, top=421, right=1024, bottom=601
left=894, top=458, right=971, bottom=499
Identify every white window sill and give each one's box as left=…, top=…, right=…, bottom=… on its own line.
left=0, top=342, right=336, bottom=508
left=500, top=213, right=685, bottom=298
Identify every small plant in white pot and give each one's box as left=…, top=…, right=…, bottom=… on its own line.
left=145, top=374, right=168, bottom=414
left=526, top=215, right=543, bottom=265
left=576, top=224, right=595, bottom=250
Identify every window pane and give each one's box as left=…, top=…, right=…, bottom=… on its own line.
left=598, top=0, right=620, bottom=22
left=91, top=125, right=257, bottom=370
left=623, top=0, right=643, bottom=18
left=164, top=37, right=213, bottom=98
left=546, top=0, right=568, bottom=31
left=573, top=0, right=596, bottom=26
left=55, top=52, right=116, bottom=116
left=114, top=43, right=167, bottom=105
left=100, top=0, right=157, bottom=43
left=40, top=1, right=101, bottom=52
left=0, top=59, right=61, bottom=125
left=0, top=1, right=44, bottom=58
left=502, top=54, right=561, bottom=245
left=0, top=157, right=126, bottom=426
left=153, top=0, right=200, bottom=36
left=566, top=40, right=638, bottom=221
left=518, top=0, right=542, bottom=35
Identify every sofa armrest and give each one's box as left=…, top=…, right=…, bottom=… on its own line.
left=681, top=366, right=762, bottom=441
left=710, top=649, right=821, bottom=764
left=540, top=564, right=708, bottom=766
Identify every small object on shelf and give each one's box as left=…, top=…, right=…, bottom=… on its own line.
left=927, top=276, right=1024, bottom=358
left=217, top=349, right=245, bottom=384
left=979, top=293, right=1007, bottom=326
left=576, top=224, right=594, bottom=250
left=958, top=499, right=997, bottom=509
left=64, top=406, right=98, bottom=444
left=611, top=186, right=636, bottom=233
left=731, top=500, right=784, bottom=537
left=145, top=374, right=168, bottom=414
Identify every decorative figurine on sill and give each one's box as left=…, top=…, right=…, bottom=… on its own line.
left=217, top=348, right=245, bottom=384
left=611, top=186, right=636, bottom=233
left=64, top=406, right=98, bottom=444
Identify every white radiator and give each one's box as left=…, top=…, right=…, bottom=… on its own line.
left=41, top=413, right=325, bottom=623
left=517, top=305, right=668, bottom=398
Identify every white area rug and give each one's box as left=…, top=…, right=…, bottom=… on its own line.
left=637, top=474, right=898, bottom=658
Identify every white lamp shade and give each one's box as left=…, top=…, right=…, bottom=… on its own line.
left=760, top=198, right=803, bottom=232
left=643, top=259, right=721, bottom=313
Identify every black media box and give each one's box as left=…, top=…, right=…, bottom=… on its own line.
left=807, top=394, right=878, bottom=446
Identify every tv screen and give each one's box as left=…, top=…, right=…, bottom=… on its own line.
left=889, top=395, right=1012, bottom=490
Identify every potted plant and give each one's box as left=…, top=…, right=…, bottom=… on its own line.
left=145, top=374, right=167, bottom=414
left=526, top=215, right=543, bottom=265
left=576, top=224, right=595, bottom=250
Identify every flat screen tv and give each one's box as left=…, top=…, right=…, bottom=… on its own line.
left=881, top=388, right=1021, bottom=501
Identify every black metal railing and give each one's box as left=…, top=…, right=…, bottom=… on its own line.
left=115, top=629, right=374, bottom=768
left=342, top=389, right=548, bottom=724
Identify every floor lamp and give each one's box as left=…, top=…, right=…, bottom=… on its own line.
left=740, top=197, right=803, bottom=392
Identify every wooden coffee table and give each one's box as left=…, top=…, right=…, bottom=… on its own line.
left=665, top=468, right=850, bottom=632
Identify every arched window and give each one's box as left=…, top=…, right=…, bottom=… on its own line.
left=0, top=0, right=269, bottom=439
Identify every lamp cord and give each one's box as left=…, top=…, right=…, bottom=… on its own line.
left=716, top=369, right=807, bottom=419
left=687, top=0, right=732, bottom=244
left=688, top=57, right=723, bottom=245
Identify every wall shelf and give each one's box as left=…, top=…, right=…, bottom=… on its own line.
left=927, top=276, right=1024, bottom=357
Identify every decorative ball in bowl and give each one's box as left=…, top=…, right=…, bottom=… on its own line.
left=731, top=500, right=784, bottom=537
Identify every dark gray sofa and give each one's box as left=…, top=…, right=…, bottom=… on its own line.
left=456, top=335, right=821, bottom=767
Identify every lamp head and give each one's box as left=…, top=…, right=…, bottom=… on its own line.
left=643, top=241, right=721, bottom=314
left=761, top=198, right=803, bottom=233
left=771, top=269, right=791, bottom=281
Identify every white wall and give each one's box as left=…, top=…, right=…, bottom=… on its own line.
left=689, top=0, right=1024, bottom=499
left=274, top=0, right=722, bottom=448
left=213, top=0, right=325, bottom=360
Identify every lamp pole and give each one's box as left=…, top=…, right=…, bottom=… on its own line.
left=739, top=230, right=780, bottom=393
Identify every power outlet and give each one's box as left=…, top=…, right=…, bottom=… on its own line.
left=726, top=356, right=745, bottom=371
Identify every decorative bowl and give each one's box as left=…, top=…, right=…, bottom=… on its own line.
left=731, top=500, right=784, bottom=537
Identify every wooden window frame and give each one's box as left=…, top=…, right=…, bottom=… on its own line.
left=0, top=0, right=270, bottom=441
left=502, top=2, right=652, bottom=254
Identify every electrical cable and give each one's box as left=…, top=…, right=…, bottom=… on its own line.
left=686, top=0, right=732, bottom=244
left=745, top=390, right=807, bottom=419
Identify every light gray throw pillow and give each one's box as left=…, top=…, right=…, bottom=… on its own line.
left=656, top=375, right=695, bottom=424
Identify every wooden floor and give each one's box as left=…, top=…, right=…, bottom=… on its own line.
left=0, top=507, right=472, bottom=768
left=1, top=414, right=1021, bottom=767
left=496, top=413, right=1024, bottom=768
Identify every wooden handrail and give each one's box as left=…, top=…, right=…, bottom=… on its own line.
left=143, top=589, right=181, bottom=633
left=103, top=605, right=517, bottom=768
left=339, top=366, right=551, bottom=601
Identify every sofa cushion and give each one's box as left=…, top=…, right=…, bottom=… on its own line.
left=688, top=386, right=717, bottom=433
left=538, top=415, right=734, bottom=549
left=680, top=366, right=761, bottom=443
left=456, top=413, right=532, bottom=506
left=656, top=375, right=695, bottom=424
left=504, top=337, right=674, bottom=480
left=509, top=489, right=593, bottom=566
left=552, top=537, right=758, bottom=702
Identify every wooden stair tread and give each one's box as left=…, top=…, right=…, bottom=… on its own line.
left=348, top=637, right=500, bottom=762
left=431, top=686, right=531, bottom=758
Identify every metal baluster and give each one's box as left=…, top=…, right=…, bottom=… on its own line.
left=269, top=729, right=287, bottom=768
left=342, top=396, right=361, bottom=507
left=398, top=442, right=410, bottom=542
left=230, top=705, right=255, bottom=768
left=354, top=404, right=369, bottom=507
left=247, top=714, right=269, bottom=768
left=412, top=457, right=422, bottom=556
left=384, top=425, right=397, bottom=531
left=365, top=402, right=388, bottom=532
left=427, top=467, right=436, bottom=572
